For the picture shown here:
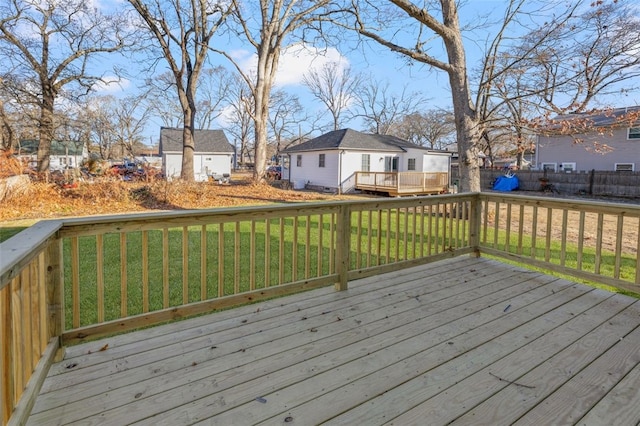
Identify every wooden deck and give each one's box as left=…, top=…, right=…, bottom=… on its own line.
left=27, top=257, right=640, bottom=425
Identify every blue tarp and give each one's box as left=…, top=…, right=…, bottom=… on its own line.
left=492, top=174, right=519, bottom=191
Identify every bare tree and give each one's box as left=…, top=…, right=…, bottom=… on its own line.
left=194, top=66, right=233, bottom=130
left=523, top=1, right=640, bottom=114
left=0, top=0, right=129, bottom=172
left=478, top=0, right=640, bottom=167
left=350, top=0, right=484, bottom=191
left=215, top=0, right=342, bottom=182
left=127, top=0, right=233, bottom=181
left=223, top=74, right=254, bottom=167
left=303, top=61, right=362, bottom=131
left=268, top=90, right=308, bottom=160
left=389, top=110, right=456, bottom=149
left=144, top=72, right=185, bottom=129
left=356, top=80, right=425, bottom=135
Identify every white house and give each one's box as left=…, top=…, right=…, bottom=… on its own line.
left=159, top=127, right=234, bottom=181
left=281, top=129, right=452, bottom=193
left=16, top=139, right=87, bottom=171
left=536, top=106, right=640, bottom=172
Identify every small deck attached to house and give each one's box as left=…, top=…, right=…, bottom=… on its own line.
left=354, top=171, right=450, bottom=196
left=28, top=257, right=640, bottom=425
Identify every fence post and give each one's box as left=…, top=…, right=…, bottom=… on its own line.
left=45, top=239, right=65, bottom=359
left=335, top=204, right=350, bottom=291
left=469, top=193, right=482, bottom=257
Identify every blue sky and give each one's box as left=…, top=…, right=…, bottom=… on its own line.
left=94, top=0, right=640, bottom=145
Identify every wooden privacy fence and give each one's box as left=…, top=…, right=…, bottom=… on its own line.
left=480, top=169, right=640, bottom=197
left=2, top=192, right=640, bottom=425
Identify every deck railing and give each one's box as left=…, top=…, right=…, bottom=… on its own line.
left=354, top=171, right=449, bottom=195
left=478, top=193, right=640, bottom=295
left=2, top=192, right=640, bottom=425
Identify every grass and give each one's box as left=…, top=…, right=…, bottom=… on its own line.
left=62, top=210, right=468, bottom=329
left=8, top=204, right=637, bottom=330
left=480, top=227, right=639, bottom=298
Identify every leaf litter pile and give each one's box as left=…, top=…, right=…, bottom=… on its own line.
left=0, top=173, right=347, bottom=222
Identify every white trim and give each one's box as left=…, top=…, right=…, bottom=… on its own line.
left=560, top=162, right=576, bottom=172
left=541, top=163, right=557, bottom=172
left=615, top=163, right=635, bottom=172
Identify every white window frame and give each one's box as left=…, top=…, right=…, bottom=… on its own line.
left=628, top=127, right=640, bottom=140
left=318, top=153, right=325, bottom=168
left=615, top=163, right=635, bottom=172
left=361, top=154, right=370, bottom=172
left=559, top=162, right=576, bottom=172
left=296, top=155, right=302, bottom=167
left=541, top=163, right=557, bottom=172
left=407, top=158, right=416, bottom=171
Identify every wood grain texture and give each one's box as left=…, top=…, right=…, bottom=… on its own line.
left=27, top=257, right=640, bottom=426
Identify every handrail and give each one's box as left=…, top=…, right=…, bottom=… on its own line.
left=2, top=192, right=639, bottom=425
left=478, top=193, right=640, bottom=294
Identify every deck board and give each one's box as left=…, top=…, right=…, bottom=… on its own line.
left=27, top=257, right=640, bottom=425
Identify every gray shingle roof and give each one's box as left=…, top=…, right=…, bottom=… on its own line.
left=550, top=106, right=640, bottom=127
left=159, top=128, right=233, bottom=153
left=282, top=129, right=425, bottom=153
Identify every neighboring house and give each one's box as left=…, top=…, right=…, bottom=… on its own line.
left=159, top=127, right=234, bottom=181
left=281, top=128, right=452, bottom=193
left=15, top=139, right=88, bottom=171
left=536, top=106, right=640, bottom=172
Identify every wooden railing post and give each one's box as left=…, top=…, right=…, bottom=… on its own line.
left=45, top=239, right=65, bottom=359
left=469, top=193, right=482, bottom=257
left=335, top=204, right=350, bottom=291
left=0, top=279, right=12, bottom=426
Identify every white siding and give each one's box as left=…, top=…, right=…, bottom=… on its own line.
left=289, top=150, right=340, bottom=189
left=341, top=151, right=395, bottom=192
left=287, top=148, right=451, bottom=193
left=163, top=153, right=232, bottom=182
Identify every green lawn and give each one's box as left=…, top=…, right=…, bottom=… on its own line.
left=62, top=211, right=468, bottom=329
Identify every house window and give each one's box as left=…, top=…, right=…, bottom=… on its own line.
left=541, top=163, right=557, bottom=172
left=296, top=155, right=302, bottom=167
left=615, top=163, right=634, bottom=172
left=628, top=127, right=640, bottom=139
left=384, top=157, right=399, bottom=172
left=560, top=162, right=576, bottom=172
left=361, top=154, right=370, bottom=172
left=319, top=153, right=325, bottom=168
left=407, top=158, right=416, bottom=171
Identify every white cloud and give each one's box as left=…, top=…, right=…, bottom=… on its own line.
left=234, top=43, right=350, bottom=87
left=92, top=77, right=130, bottom=94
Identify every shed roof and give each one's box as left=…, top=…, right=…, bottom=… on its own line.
left=282, top=129, right=444, bottom=153
left=159, top=128, right=233, bottom=153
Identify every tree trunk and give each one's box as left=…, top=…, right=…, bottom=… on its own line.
left=37, top=91, right=55, bottom=173
left=180, top=112, right=196, bottom=182
left=179, top=85, right=196, bottom=181
left=442, top=8, right=482, bottom=193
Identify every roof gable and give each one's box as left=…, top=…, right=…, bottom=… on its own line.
left=282, top=129, right=429, bottom=153
left=159, top=128, right=233, bottom=153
